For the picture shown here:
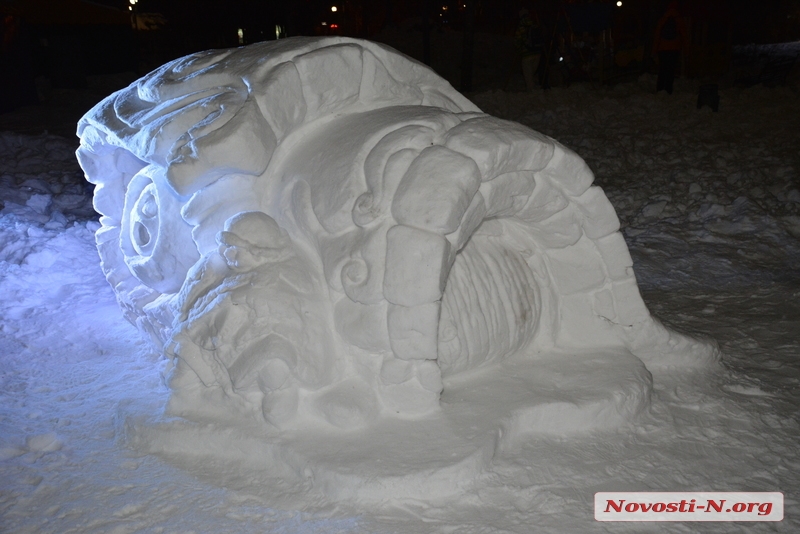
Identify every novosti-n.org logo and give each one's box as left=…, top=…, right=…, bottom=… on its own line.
left=595, top=492, right=783, bottom=521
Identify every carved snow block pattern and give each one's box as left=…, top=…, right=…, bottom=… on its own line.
left=595, top=232, right=635, bottom=281
left=573, top=185, right=620, bottom=239
left=529, top=204, right=583, bottom=249
left=479, top=171, right=536, bottom=218
left=252, top=61, right=308, bottom=139
left=392, top=146, right=481, bottom=234
left=557, top=293, right=623, bottom=348
left=592, top=288, right=616, bottom=322
left=356, top=126, right=436, bottom=227
left=383, top=225, right=451, bottom=307
left=444, top=116, right=555, bottom=180
left=359, top=49, right=425, bottom=107
left=544, top=235, right=606, bottom=296
left=611, top=278, right=651, bottom=326
left=167, top=98, right=277, bottom=197
left=537, top=142, right=594, bottom=197
left=516, top=175, right=568, bottom=224
left=293, top=44, right=363, bottom=118
left=387, top=302, right=441, bottom=360
left=447, top=191, right=487, bottom=252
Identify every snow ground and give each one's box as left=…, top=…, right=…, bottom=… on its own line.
left=1, top=72, right=799, bottom=533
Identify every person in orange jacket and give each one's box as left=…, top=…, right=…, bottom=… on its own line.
left=652, top=1, right=687, bottom=94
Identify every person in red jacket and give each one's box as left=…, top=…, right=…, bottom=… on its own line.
left=652, top=1, right=687, bottom=94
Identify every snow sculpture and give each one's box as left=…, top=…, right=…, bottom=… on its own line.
left=76, top=37, right=712, bottom=432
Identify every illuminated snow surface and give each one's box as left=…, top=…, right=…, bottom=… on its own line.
left=66, top=41, right=724, bottom=495
left=2, top=74, right=799, bottom=532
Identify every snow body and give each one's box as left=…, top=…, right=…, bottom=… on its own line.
left=75, top=37, right=715, bottom=429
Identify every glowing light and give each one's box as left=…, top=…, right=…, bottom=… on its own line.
left=559, top=57, right=564, bottom=62
left=128, top=5, right=132, bottom=10
left=321, top=21, right=327, bottom=26
left=129, top=0, right=135, bottom=4
left=330, top=23, right=338, bottom=29
left=237, top=28, right=244, bottom=45
left=616, top=1, right=622, bottom=6
left=331, top=5, right=338, bottom=12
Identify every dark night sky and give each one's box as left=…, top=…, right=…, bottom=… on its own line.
left=119, top=0, right=799, bottom=45
left=3, top=0, right=798, bottom=81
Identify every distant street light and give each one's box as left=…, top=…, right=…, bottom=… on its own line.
left=331, top=6, right=338, bottom=12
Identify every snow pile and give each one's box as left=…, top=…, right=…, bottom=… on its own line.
left=0, top=132, right=95, bottom=226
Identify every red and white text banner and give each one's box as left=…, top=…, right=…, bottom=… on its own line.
left=595, top=492, right=783, bottom=522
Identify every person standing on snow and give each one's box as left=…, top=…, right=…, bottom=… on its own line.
left=515, top=8, right=545, bottom=92
left=652, top=1, right=687, bottom=95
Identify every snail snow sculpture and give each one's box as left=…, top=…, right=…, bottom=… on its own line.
left=77, top=37, right=715, bottom=432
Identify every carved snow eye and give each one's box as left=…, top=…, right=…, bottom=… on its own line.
left=130, top=183, right=158, bottom=255
left=119, top=166, right=199, bottom=294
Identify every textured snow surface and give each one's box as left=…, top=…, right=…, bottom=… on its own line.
left=74, top=38, right=698, bottom=436
left=2, top=73, right=799, bottom=532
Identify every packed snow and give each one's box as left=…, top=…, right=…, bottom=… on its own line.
left=2, top=55, right=799, bottom=532
left=73, top=39, right=711, bottom=473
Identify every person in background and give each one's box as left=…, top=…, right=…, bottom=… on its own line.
left=514, top=8, right=545, bottom=92
left=652, top=1, right=687, bottom=95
